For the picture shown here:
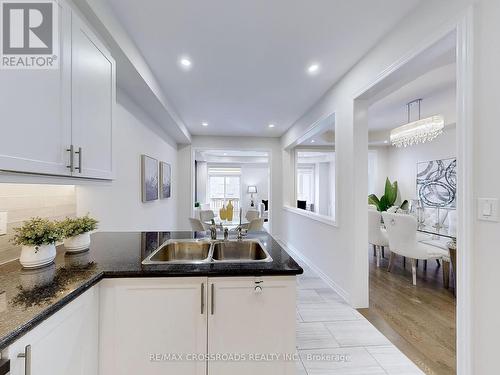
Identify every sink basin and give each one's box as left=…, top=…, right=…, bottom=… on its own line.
left=212, top=240, right=272, bottom=262
left=142, top=239, right=272, bottom=265
left=143, top=240, right=211, bottom=264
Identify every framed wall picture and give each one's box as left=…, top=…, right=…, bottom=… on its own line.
left=417, top=157, right=457, bottom=208
left=160, top=161, right=172, bottom=199
left=141, top=155, right=159, bottom=202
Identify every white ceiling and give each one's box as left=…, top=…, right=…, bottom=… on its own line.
left=299, top=129, right=335, bottom=147
left=103, top=0, right=421, bottom=137
left=368, top=63, right=456, bottom=132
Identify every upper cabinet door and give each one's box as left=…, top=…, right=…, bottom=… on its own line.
left=0, top=1, right=72, bottom=176
left=71, top=14, right=115, bottom=179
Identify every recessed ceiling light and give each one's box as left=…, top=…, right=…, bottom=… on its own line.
left=268, top=123, right=275, bottom=128
left=384, top=140, right=389, bottom=144
left=202, top=122, right=208, bottom=127
left=311, top=139, right=316, bottom=143
left=179, top=57, right=192, bottom=70
left=307, top=63, right=320, bottom=74
left=223, top=153, right=228, bottom=156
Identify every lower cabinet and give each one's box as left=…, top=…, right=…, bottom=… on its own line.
left=99, top=277, right=208, bottom=375
left=208, top=276, right=296, bottom=375
left=99, top=276, right=296, bottom=375
left=3, top=276, right=296, bottom=375
left=5, top=287, right=99, bottom=375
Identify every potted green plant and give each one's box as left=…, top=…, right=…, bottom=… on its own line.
left=368, top=178, right=409, bottom=212
left=12, top=217, right=63, bottom=268
left=60, top=215, right=98, bottom=252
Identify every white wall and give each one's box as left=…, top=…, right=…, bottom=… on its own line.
left=470, top=0, right=500, bottom=372
left=372, top=126, right=456, bottom=201
left=76, top=91, right=178, bottom=231
left=240, top=164, right=269, bottom=209
left=177, top=136, right=281, bottom=234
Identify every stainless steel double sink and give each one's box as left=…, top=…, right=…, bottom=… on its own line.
left=142, top=239, right=273, bottom=265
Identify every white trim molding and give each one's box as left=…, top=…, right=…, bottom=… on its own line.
left=455, top=7, right=474, bottom=375
left=282, top=205, right=337, bottom=227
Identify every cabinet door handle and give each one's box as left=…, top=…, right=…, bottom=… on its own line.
left=75, top=147, right=82, bottom=173
left=200, top=283, right=205, bottom=314
left=211, top=283, right=215, bottom=315
left=17, top=344, right=31, bottom=375
left=66, top=145, right=74, bottom=172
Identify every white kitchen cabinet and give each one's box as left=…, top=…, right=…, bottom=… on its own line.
left=3, top=275, right=296, bottom=375
left=0, top=0, right=72, bottom=176
left=208, top=276, right=296, bottom=375
left=71, top=14, right=115, bottom=179
left=5, top=286, right=99, bottom=375
left=99, top=278, right=207, bottom=375
left=0, top=0, right=115, bottom=179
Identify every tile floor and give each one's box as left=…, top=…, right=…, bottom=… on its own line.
left=294, top=261, right=424, bottom=374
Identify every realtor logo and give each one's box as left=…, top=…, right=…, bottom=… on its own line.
left=1, top=0, right=59, bottom=69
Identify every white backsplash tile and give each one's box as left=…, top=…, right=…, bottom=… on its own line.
left=0, top=184, right=76, bottom=264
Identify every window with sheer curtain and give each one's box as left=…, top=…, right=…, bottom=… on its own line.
left=207, top=167, right=241, bottom=213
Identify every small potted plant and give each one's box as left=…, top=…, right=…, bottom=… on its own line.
left=60, top=215, right=98, bottom=252
left=12, top=217, right=63, bottom=268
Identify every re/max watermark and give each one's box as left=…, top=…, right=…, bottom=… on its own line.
left=149, top=352, right=352, bottom=362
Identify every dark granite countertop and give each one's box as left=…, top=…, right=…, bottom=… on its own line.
left=0, top=231, right=302, bottom=350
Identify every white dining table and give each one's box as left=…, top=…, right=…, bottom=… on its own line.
left=417, top=222, right=457, bottom=293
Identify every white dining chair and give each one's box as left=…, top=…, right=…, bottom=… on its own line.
left=189, top=218, right=207, bottom=232
left=247, top=218, right=264, bottom=232
left=382, top=212, right=450, bottom=286
left=245, top=209, right=260, bottom=222
left=199, top=210, right=215, bottom=223
left=368, top=210, right=389, bottom=267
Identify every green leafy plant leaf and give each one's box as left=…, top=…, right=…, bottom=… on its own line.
left=58, top=215, right=98, bottom=238
left=368, top=177, right=406, bottom=212
left=384, top=178, right=398, bottom=206
left=12, top=217, right=63, bottom=247
left=379, top=195, right=391, bottom=212
left=400, top=200, right=409, bottom=211
left=368, top=194, right=380, bottom=209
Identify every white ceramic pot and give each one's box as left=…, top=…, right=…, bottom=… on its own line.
left=19, top=244, right=57, bottom=269
left=63, top=232, right=91, bottom=252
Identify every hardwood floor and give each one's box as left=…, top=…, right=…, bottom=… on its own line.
left=358, top=249, right=456, bottom=375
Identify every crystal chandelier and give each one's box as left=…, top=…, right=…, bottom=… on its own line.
left=390, top=99, right=444, bottom=148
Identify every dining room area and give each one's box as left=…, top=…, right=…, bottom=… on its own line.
left=362, top=32, right=458, bottom=375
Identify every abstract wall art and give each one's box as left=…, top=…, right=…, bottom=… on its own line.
left=417, top=158, right=456, bottom=208
left=159, top=161, right=172, bottom=199
left=141, top=155, right=159, bottom=202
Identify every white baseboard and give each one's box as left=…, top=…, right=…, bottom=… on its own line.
left=274, top=235, right=350, bottom=304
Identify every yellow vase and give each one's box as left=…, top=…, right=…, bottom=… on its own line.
left=219, top=205, right=226, bottom=220
left=226, top=200, right=234, bottom=221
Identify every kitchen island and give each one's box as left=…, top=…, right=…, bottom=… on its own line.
left=0, top=231, right=302, bottom=375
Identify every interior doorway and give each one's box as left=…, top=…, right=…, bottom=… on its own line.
left=352, top=11, right=474, bottom=374
left=363, top=32, right=457, bottom=375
